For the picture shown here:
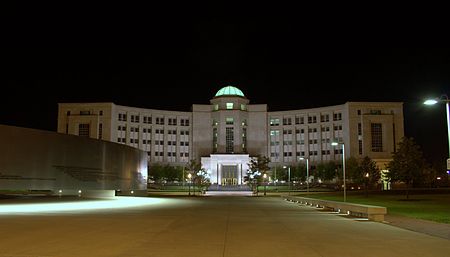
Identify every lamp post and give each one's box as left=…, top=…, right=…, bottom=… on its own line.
left=332, top=141, right=346, bottom=202
left=283, top=165, right=291, bottom=195
left=424, top=95, right=450, bottom=170
left=263, top=173, right=267, bottom=196
left=187, top=173, right=192, bottom=196
left=299, top=157, right=309, bottom=195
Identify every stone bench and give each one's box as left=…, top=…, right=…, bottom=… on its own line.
left=283, top=195, right=387, bottom=221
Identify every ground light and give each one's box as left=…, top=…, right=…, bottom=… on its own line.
left=0, top=197, right=165, bottom=215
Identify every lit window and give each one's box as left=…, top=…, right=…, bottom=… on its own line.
left=226, top=118, right=234, bottom=125
left=226, top=103, right=234, bottom=109
left=240, top=104, right=246, bottom=111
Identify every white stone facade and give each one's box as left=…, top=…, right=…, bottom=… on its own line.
left=57, top=86, right=404, bottom=184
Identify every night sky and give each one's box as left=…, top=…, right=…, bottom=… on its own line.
left=2, top=4, right=450, bottom=168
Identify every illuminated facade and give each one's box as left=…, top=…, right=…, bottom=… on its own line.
left=0, top=124, right=147, bottom=196
left=58, top=86, right=404, bottom=185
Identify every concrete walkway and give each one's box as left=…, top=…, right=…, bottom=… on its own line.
left=0, top=196, right=449, bottom=257
left=385, top=214, right=450, bottom=240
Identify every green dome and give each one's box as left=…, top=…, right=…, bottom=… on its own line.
left=215, top=86, right=245, bottom=97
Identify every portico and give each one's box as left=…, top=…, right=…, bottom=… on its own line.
left=201, top=154, right=250, bottom=185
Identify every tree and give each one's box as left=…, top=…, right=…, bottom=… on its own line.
left=185, top=159, right=202, bottom=195
left=359, top=156, right=380, bottom=196
left=291, top=164, right=307, bottom=184
left=193, top=168, right=211, bottom=194
left=148, top=163, right=165, bottom=184
left=316, top=161, right=337, bottom=182
left=244, top=155, right=270, bottom=195
left=387, top=137, right=426, bottom=199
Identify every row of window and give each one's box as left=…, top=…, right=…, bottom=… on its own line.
left=118, top=114, right=190, bottom=126
left=270, top=113, right=342, bottom=126
left=118, top=126, right=190, bottom=135
left=270, top=149, right=343, bottom=158
left=270, top=138, right=337, bottom=145
left=154, top=152, right=190, bottom=157
left=271, top=126, right=342, bottom=136
left=117, top=138, right=189, bottom=146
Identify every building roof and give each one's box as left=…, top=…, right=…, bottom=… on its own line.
left=214, top=86, right=245, bottom=97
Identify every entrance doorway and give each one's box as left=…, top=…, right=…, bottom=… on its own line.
left=221, top=165, right=238, bottom=186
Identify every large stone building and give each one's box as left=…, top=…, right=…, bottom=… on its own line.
left=58, top=85, right=404, bottom=185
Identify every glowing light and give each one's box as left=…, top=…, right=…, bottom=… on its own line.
left=437, top=177, right=441, bottom=180
left=131, top=190, right=134, bottom=194
left=78, top=190, right=82, bottom=194
left=424, top=99, right=438, bottom=105
left=0, top=197, right=165, bottom=215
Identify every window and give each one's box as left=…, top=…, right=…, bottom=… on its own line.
left=213, top=104, right=219, bottom=111
left=98, top=123, right=102, bottom=139
left=226, top=103, right=234, bottom=109
left=226, top=117, right=234, bottom=125
left=333, top=112, right=342, bottom=121
left=118, top=113, right=127, bottom=121
left=321, top=126, right=330, bottom=132
left=99, top=110, right=103, bottom=116
left=358, top=123, right=362, bottom=135
left=370, top=110, right=382, bottom=115
left=242, top=127, right=247, bottom=152
left=308, top=115, right=317, bottom=124
left=226, top=127, right=234, bottom=153
left=78, top=124, right=90, bottom=137
left=131, top=115, right=140, bottom=123
left=144, top=116, right=152, bottom=124
left=283, top=117, right=292, bottom=125
left=283, top=129, right=292, bottom=134
left=67, top=111, right=71, bottom=116
left=295, top=116, right=304, bottom=124
left=240, top=104, right=246, bottom=111
left=270, top=118, right=280, bottom=126
left=357, top=110, right=361, bottom=115
left=270, top=130, right=280, bottom=136
left=213, top=128, right=218, bottom=153
left=156, top=117, right=165, bottom=125
left=168, top=118, right=177, bottom=126
left=333, top=125, right=342, bottom=131
left=371, top=123, right=383, bottom=152
left=80, top=111, right=90, bottom=115
left=320, top=114, right=329, bottom=122
left=180, top=119, right=190, bottom=126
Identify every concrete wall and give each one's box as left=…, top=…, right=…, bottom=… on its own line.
left=0, top=125, right=147, bottom=194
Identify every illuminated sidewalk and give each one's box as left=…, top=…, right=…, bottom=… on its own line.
left=0, top=196, right=449, bottom=257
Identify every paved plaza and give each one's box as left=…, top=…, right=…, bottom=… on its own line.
left=0, top=195, right=449, bottom=257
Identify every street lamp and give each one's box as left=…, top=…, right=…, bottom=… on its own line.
left=187, top=173, right=192, bottom=196
left=424, top=94, right=450, bottom=170
left=283, top=165, right=291, bottom=195
left=331, top=141, right=346, bottom=202
left=263, top=173, right=267, bottom=196
left=299, top=157, right=309, bottom=195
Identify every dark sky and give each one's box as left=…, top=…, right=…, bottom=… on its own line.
left=2, top=4, right=450, bottom=168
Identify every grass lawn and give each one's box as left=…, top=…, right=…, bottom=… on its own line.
left=299, top=192, right=450, bottom=224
